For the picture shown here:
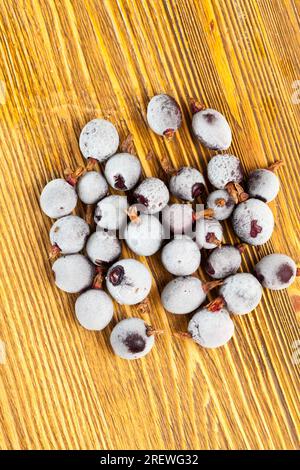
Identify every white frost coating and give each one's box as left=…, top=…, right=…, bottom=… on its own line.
left=206, top=189, right=235, bottom=221
left=124, top=214, right=164, bottom=256
left=79, top=118, right=119, bottom=162
left=254, top=254, right=297, bottom=290
left=188, top=307, right=234, bottom=348
left=195, top=218, right=223, bottom=249
left=134, top=177, right=169, bottom=214
left=206, top=246, right=241, bottom=279
left=77, top=171, right=108, bottom=204
left=40, top=179, right=77, bottom=218
left=161, top=276, right=206, bottom=314
left=162, top=204, right=194, bottom=236
left=207, top=154, right=243, bottom=189
left=94, top=195, right=128, bottom=231
left=50, top=215, right=90, bottom=254
left=248, top=169, right=280, bottom=203
left=110, top=318, right=155, bottom=360
left=52, top=254, right=94, bottom=293
left=161, top=237, right=201, bottom=276
left=169, top=167, right=206, bottom=202
left=104, top=153, right=142, bottom=191
left=147, top=94, right=182, bottom=136
left=86, top=230, right=121, bottom=265
left=106, top=259, right=152, bottom=305
left=192, top=108, right=232, bottom=151
left=220, top=273, right=262, bottom=315
left=75, top=289, right=114, bottom=331
left=232, top=199, right=274, bottom=246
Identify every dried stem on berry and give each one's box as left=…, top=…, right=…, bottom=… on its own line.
left=237, top=243, right=247, bottom=254
left=85, top=158, right=98, bottom=171
left=120, top=134, right=136, bottom=155
left=163, top=128, right=175, bottom=140
left=268, top=160, right=284, bottom=173
left=205, top=232, right=222, bottom=246
left=64, top=166, right=86, bottom=186
left=145, top=324, right=164, bottom=337
left=193, top=208, right=214, bottom=221
left=136, top=297, right=151, bottom=315
left=206, top=297, right=225, bottom=312
left=49, top=244, right=61, bottom=260
left=296, top=268, right=300, bottom=277
left=85, top=204, right=94, bottom=225
left=92, top=271, right=104, bottom=290
left=126, top=206, right=140, bottom=223
left=226, top=182, right=249, bottom=204
left=190, top=98, right=205, bottom=115
left=160, top=155, right=176, bottom=175
left=173, top=331, right=192, bottom=339
left=203, top=280, right=223, bottom=294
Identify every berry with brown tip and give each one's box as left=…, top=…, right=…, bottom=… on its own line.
left=247, top=160, right=283, bottom=203
left=195, top=218, right=223, bottom=249
left=104, top=153, right=142, bottom=191
left=133, top=177, right=169, bottom=214
left=147, top=94, right=182, bottom=139
left=169, top=167, right=206, bottom=202
left=79, top=118, right=119, bottom=162
left=49, top=215, right=90, bottom=255
left=205, top=245, right=245, bottom=279
left=254, top=253, right=298, bottom=290
left=110, top=318, right=156, bottom=360
left=191, top=103, right=232, bottom=151
left=232, top=199, right=274, bottom=246
left=188, top=306, right=234, bottom=348
left=206, top=190, right=235, bottom=221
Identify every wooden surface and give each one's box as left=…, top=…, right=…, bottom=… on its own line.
left=0, top=0, right=299, bottom=450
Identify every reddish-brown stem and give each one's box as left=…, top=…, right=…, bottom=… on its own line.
left=215, top=198, right=226, bottom=207
left=193, top=208, right=214, bottom=221
left=160, top=155, right=176, bottom=175
left=146, top=150, right=154, bottom=161
left=236, top=243, right=247, bottom=254
left=145, top=324, right=164, bottom=337
left=163, top=128, right=175, bottom=140
left=268, top=160, right=284, bottom=173
left=173, top=331, right=192, bottom=339
left=206, top=233, right=222, bottom=247
left=203, top=280, right=223, bottom=294
left=136, top=298, right=151, bottom=315
left=296, top=268, right=300, bottom=277
left=86, top=158, right=98, bottom=171
left=226, top=182, right=249, bottom=204
left=190, top=98, right=205, bottom=115
left=206, top=297, right=225, bottom=312
left=120, top=134, right=136, bottom=155
left=49, top=244, right=61, bottom=260
left=64, top=166, right=86, bottom=186
left=85, top=204, right=94, bottom=225
left=92, top=272, right=104, bottom=290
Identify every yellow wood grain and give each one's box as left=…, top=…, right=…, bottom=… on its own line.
left=0, top=0, right=299, bottom=450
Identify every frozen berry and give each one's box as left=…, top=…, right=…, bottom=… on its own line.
left=207, top=154, right=243, bottom=190
left=195, top=218, right=223, bottom=249
left=77, top=171, right=108, bottom=204
left=191, top=104, right=232, bottom=151
left=162, top=203, right=194, bottom=236
left=216, top=273, right=262, bottom=315
left=86, top=230, right=121, bottom=266
left=232, top=198, right=274, bottom=246
left=254, top=253, right=298, bottom=290
left=206, top=190, right=235, bottom=221
left=161, top=276, right=222, bottom=314
left=79, top=118, right=119, bottom=162
left=169, top=167, right=206, bottom=202
left=247, top=161, right=283, bottom=203
left=161, top=237, right=201, bottom=276
left=75, top=289, right=113, bottom=331
left=49, top=215, right=90, bottom=255
left=124, top=213, right=164, bottom=256
left=133, top=177, right=169, bottom=214
left=104, top=153, right=142, bottom=191
left=106, top=259, right=152, bottom=305
left=94, top=195, right=128, bottom=231
left=205, top=245, right=245, bottom=279
left=40, top=178, right=77, bottom=218
left=147, top=94, right=182, bottom=139
left=188, top=306, right=234, bottom=348
left=52, top=254, right=94, bottom=293
left=110, top=318, right=155, bottom=360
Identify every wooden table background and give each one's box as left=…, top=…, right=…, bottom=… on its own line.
left=0, top=0, right=299, bottom=450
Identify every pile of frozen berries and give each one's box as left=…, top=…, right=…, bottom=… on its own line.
left=40, top=93, right=299, bottom=360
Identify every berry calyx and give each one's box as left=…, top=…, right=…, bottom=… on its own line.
left=163, top=128, right=175, bottom=140
left=49, top=244, right=61, bottom=260
left=108, top=265, right=125, bottom=286
left=226, top=182, right=249, bottom=204
left=205, top=232, right=222, bottom=247
left=206, top=297, right=225, bottom=312
left=64, top=166, right=85, bottom=187
left=190, top=98, right=205, bottom=115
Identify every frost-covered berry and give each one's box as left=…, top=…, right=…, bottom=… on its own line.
left=161, top=237, right=200, bottom=276
left=110, top=318, right=155, bottom=360
left=124, top=213, right=164, bottom=256
left=106, top=259, right=152, bottom=305
left=161, top=276, right=222, bottom=315
left=188, top=307, right=234, bottom=348
left=49, top=215, right=90, bottom=255
left=206, top=190, right=235, bottom=221
left=169, top=167, right=206, bottom=202
left=195, top=218, right=223, bottom=249
left=86, top=230, right=121, bottom=266
left=254, top=253, right=298, bottom=290
left=94, top=195, right=128, bottom=231
left=133, top=177, right=169, bottom=214
left=79, top=118, right=119, bottom=162
left=232, top=199, right=274, bottom=246
left=162, top=204, right=194, bottom=236
left=52, top=254, right=94, bottom=293
left=104, top=153, right=142, bottom=191
left=205, top=245, right=244, bottom=279
left=75, top=289, right=113, bottom=331
left=40, top=178, right=77, bottom=218
left=191, top=105, right=232, bottom=151
left=247, top=161, right=283, bottom=203
left=217, top=273, right=262, bottom=315
left=207, top=154, right=243, bottom=189
left=147, top=94, right=182, bottom=139
left=77, top=171, right=108, bottom=204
